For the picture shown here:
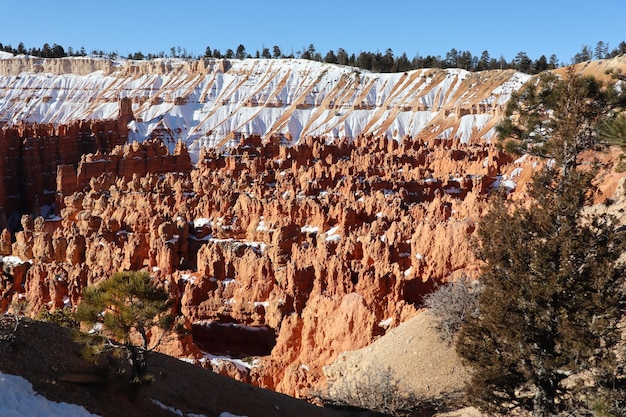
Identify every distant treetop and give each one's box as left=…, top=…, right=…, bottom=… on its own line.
left=1, top=40, right=625, bottom=75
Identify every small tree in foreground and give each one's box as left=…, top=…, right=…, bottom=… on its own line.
left=75, top=271, right=174, bottom=381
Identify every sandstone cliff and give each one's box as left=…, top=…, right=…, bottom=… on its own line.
left=0, top=55, right=535, bottom=161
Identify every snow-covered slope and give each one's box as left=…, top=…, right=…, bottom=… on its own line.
left=0, top=56, right=531, bottom=161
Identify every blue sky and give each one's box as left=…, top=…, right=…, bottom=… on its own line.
left=1, top=0, right=625, bottom=63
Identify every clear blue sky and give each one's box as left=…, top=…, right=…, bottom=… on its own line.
left=1, top=0, right=625, bottom=63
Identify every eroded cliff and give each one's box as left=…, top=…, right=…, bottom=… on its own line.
left=1, top=130, right=546, bottom=396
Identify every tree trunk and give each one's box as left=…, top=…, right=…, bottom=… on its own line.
left=127, top=344, right=147, bottom=380
left=532, top=378, right=556, bottom=417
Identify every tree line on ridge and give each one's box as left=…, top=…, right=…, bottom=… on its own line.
left=1, top=40, right=625, bottom=74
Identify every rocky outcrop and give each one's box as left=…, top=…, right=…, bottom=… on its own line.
left=0, top=55, right=545, bottom=162
left=1, top=129, right=624, bottom=398
left=0, top=129, right=550, bottom=397
left=0, top=56, right=115, bottom=76
left=0, top=104, right=133, bottom=228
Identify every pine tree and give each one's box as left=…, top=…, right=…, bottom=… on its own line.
left=459, top=71, right=626, bottom=416
left=272, top=45, right=282, bottom=59
left=600, top=113, right=626, bottom=148
left=235, top=44, right=246, bottom=60
left=75, top=271, right=174, bottom=380
left=458, top=165, right=626, bottom=416
left=496, top=69, right=626, bottom=174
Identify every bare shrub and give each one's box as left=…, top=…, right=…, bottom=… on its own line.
left=422, top=275, right=482, bottom=344
left=324, top=363, right=430, bottom=416
left=8, top=297, right=29, bottom=332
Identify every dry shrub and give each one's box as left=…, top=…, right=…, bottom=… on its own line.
left=422, top=275, right=482, bottom=344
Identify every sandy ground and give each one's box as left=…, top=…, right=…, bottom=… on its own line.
left=324, top=311, right=482, bottom=416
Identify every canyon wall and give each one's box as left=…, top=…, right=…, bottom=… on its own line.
left=0, top=54, right=533, bottom=161
left=0, top=98, right=134, bottom=228
left=0, top=129, right=541, bottom=396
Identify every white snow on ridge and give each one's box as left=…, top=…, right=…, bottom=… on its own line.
left=0, top=57, right=531, bottom=162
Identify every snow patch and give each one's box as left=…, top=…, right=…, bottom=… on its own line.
left=379, top=317, right=393, bottom=327
left=0, top=372, right=101, bottom=416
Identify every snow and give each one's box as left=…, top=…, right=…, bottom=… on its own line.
left=180, top=273, right=196, bottom=285
left=491, top=175, right=516, bottom=192
left=198, top=351, right=256, bottom=372
left=201, top=236, right=267, bottom=253
left=378, top=317, right=393, bottom=327
left=0, top=372, right=101, bottom=417
left=0, top=57, right=529, bottom=162
left=255, top=219, right=269, bottom=231
left=301, top=225, right=319, bottom=234
left=514, top=154, right=529, bottom=164
left=510, top=167, right=523, bottom=178
left=324, top=225, right=341, bottom=242
left=151, top=400, right=245, bottom=417
left=152, top=399, right=184, bottom=416
left=0, top=256, right=27, bottom=266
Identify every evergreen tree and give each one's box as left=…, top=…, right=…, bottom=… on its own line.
left=533, top=55, right=548, bottom=73
left=272, top=45, right=282, bottom=58
left=595, top=41, right=608, bottom=60
left=572, top=44, right=593, bottom=63
left=356, top=51, right=372, bottom=70
left=394, top=53, right=412, bottom=72
left=382, top=48, right=394, bottom=72
left=235, top=44, right=246, bottom=60
left=457, top=166, right=626, bottom=416
left=476, top=50, right=490, bottom=71
left=600, top=113, right=626, bottom=148
left=496, top=69, right=626, bottom=174
left=444, top=48, right=459, bottom=68
left=548, top=54, right=559, bottom=69
left=514, top=51, right=532, bottom=73
left=459, top=68, right=626, bottom=417
left=75, top=271, right=174, bottom=380
left=324, top=49, right=338, bottom=64
left=337, top=48, right=349, bottom=65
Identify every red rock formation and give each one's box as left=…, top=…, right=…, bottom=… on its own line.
left=0, top=114, right=130, bottom=227
left=1, top=127, right=622, bottom=399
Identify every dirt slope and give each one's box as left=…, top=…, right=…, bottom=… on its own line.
left=0, top=316, right=348, bottom=417
left=323, top=311, right=476, bottom=414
